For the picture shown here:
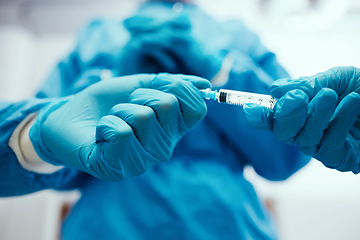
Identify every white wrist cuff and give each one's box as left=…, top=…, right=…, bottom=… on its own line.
left=9, top=113, right=64, bottom=174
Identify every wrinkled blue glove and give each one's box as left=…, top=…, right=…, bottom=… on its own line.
left=243, top=66, right=360, bottom=173
left=118, top=14, right=223, bottom=80
left=30, top=74, right=210, bottom=181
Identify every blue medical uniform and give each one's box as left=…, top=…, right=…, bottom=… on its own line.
left=0, top=2, right=309, bottom=239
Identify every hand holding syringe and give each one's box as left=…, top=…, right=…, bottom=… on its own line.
left=200, top=88, right=277, bottom=110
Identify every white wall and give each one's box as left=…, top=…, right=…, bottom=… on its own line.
left=0, top=1, right=359, bottom=239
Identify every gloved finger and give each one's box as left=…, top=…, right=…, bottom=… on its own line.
left=150, top=74, right=210, bottom=129
left=118, top=41, right=178, bottom=74
left=124, top=32, right=190, bottom=73
left=349, top=117, right=360, bottom=141
left=158, top=34, right=201, bottom=71
left=129, top=88, right=187, bottom=139
left=272, top=89, right=309, bottom=144
left=313, top=67, right=360, bottom=98
left=124, top=15, right=190, bottom=35
left=124, top=16, right=157, bottom=34
left=270, top=77, right=315, bottom=99
left=85, top=74, right=155, bottom=105
left=124, top=16, right=182, bottom=35
left=315, top=92, right=360, bottom=167
left=126, top=34, right=177, bottom=57
left=141, top=46, right=178, bottom=73
left=95, top=114, right=133, bottom=143
left=294, top=88, right=338, bottom=155
left=165, top=15, right=191, bottom=30
left=92, top=115, right=156, bottom=181
left=108, top=103, right=172, bottom=161
left=243, top=103, right=273, bottom=131
left=173, top=74, right=212, bottom=89
left=140, top=30, right=189, bottom=48
left=85, top=74, right=209, bottom=117
left=271, top=67, right=360, bottom=100
left=92, top=115, right=144, bottom=179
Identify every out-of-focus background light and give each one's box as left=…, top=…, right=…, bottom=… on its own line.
left=0, top=1, right=359, bottom=240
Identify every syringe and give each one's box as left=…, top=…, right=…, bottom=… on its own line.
left=200, top=88, right=277, bottom=110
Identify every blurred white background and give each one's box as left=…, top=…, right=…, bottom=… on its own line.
left=0, top=0, right=359, bottom=239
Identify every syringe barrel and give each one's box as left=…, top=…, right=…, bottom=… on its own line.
left=218, top=89, right=277, bottom=110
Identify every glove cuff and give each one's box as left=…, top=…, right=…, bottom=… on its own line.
left=29, top=98, right=70, bottom=166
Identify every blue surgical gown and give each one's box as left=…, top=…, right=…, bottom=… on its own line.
left=0, top=2, right=309, bottom=239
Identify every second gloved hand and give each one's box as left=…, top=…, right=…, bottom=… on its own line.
left=119, top=14, right=223, bottom=80
left=243, top=66, right=360, bottom=173
left=30, top=74, right=210, bottom=181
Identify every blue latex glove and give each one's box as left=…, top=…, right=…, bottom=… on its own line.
left=118, top=14, right=223, bottom=80
left=243, top=66, right=360, bottom=173
left=30, top=74, right=210, bottom=181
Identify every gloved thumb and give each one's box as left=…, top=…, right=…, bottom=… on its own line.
left=243, top=103, right=273, bottom=131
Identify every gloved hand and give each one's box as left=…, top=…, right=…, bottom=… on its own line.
left=30, top=73, right=210, bottom=181
left=118, top=14, right=223, bottom=80
left=243, top=66, right=360, bottom=173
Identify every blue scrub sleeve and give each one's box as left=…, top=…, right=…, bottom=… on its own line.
left=1, top=19, right=127, bottom=196
left=0, top=100, right=89, bottom=197
left=36, top=18, right=130, bottom=98
left=0, top=20, right=125, bottom=196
